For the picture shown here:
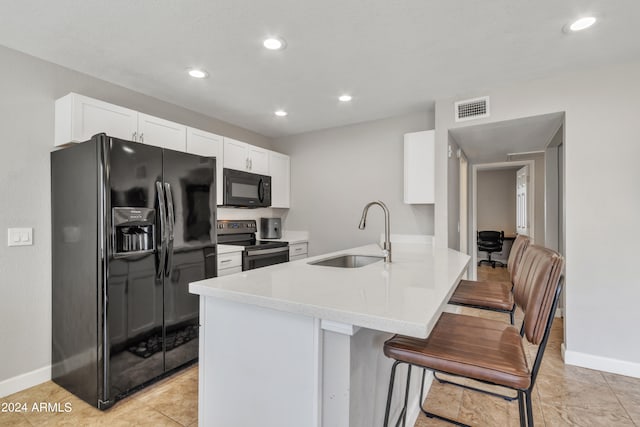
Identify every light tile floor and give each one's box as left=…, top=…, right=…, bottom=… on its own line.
left=1, top=266, right=639, bottom=426
left=0, top=365, right=198, bottom=426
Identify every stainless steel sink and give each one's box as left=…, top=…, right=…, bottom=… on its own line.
left=308, top=254, right=384, bottom=268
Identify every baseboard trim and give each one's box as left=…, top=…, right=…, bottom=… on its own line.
left=0, top=365, right=51, bottom=398
left=563, top=346, right=640, bottom=379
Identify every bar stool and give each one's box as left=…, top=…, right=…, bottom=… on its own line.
left=449, top=234, right=530, bottom=324
left=382, top=245, right=564, bottom=427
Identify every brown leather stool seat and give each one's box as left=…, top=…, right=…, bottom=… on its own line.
left=448, top=280, right=514, bottom=311
left=382, top=245, right=564, bottom=427
left=448, top=234, right=530, bottom=324
left=384, top=312, right=530, bottom=390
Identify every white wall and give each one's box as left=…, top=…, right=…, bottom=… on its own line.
left=273, top=112, right=435, bottom=256
left=0, top=44, right=272, bottom=392
left=435, top=60, right=640, bottom=376
left=477, top=169, right=516, bottom=235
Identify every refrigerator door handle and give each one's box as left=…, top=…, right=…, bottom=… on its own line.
left=156, top=181, right=167, bottom=278
left=164, top=182, right=175, bottom=278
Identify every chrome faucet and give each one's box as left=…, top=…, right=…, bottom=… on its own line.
left=358, top=200, right=391, bottom=263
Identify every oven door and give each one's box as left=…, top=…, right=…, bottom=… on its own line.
left=243, top=246, right=289, bottom=270
left=223, top=168, right=271, bottom=208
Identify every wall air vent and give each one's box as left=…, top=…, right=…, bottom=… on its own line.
left=454, top=96, right=490, bottom=122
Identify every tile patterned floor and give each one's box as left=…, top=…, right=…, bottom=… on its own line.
left=2, top=265, right=639, bottom=426
left=0, top=366, right=198, bottom=426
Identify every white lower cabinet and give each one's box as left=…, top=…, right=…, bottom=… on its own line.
left=289, top=242, right=308, bottom=261
left=217, top=251, right=242, bottom=276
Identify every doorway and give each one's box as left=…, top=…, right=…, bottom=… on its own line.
left=470, top=160, right=535, bottom=279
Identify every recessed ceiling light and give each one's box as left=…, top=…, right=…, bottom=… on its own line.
left=188, top=69, right=209, bottom=79
left=263, top=37, right=286, bottom=50
left=568, top=16, right=596, bottom=31
left=338, top=95, right=352, bottom=102
left=274, top=110, right=288, bottom=117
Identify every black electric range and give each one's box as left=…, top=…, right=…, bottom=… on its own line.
left=217, top=220, right=289, bottom=270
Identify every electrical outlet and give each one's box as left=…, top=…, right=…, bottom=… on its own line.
left=8, top=228, right=33, bottom=246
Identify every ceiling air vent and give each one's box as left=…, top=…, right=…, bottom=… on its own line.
left=454, top=96, right=490, bottom=122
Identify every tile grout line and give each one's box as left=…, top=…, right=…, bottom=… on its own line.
left=533, top=382, right=548, bottom=427
left=602, top=374, right=638, bottom=426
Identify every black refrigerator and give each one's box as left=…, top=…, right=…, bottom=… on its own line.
left=51, top=134, right=216, bottom=409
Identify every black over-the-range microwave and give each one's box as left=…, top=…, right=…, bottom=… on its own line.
left=223, top=168, right=271, bottom=208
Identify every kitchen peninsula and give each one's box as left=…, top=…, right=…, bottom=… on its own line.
left=189, top=242, right=470, bottom=427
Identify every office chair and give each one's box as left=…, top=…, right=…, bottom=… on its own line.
left=477, top=230, right=505, bottom=268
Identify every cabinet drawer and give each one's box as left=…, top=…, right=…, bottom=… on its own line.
left=217, top=252, right=242, bottom=270
left=290, top=254, right=308, bottom=262
left=289, top=243, right=308, bottom=258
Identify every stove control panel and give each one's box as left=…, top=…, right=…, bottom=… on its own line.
left=217, top=220, right=257, bottom=235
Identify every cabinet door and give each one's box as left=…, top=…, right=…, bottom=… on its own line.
left=55, top=93, right=138, bottom=146
left=403, top=130, right=435, bottom=204
left=223, top=137, right=249, bottom=171
left=248, top=146, right=270, bottom=175
left=217, top=252, right=242, bottom=271
left=138, top=113, right=187, bottom=151
left=269, top=151, right=290, bottom=208
left=187, top=127, right=224, bottom=205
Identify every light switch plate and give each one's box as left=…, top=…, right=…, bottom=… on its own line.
left=8, top=228, right=33, bottom=246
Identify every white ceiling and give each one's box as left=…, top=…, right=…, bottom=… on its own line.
left=1, top=1, right=638, bottom=138
left=450, top=112, right=564, bottom=163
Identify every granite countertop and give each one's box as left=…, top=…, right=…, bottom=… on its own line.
left=190, top=242, right=470, bottom=338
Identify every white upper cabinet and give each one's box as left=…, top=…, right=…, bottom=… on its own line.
left=247, top=145, right=269, bottom=175
left=404, top=130, right=435, bottom=204
left=269, top=151, right=290, bottom=208
left=55, top=93, right=138, bottom=146
left=186, top=127, right=224, bottom=206
left=54, top=93, right=290, bottom=208
left=55, top=93, right=187, bottom=150
left=223, top=137, right=250, bottom=171
left=137, top=113, right=186, bottom=151
left=223, top=137, right=269, bottom=175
